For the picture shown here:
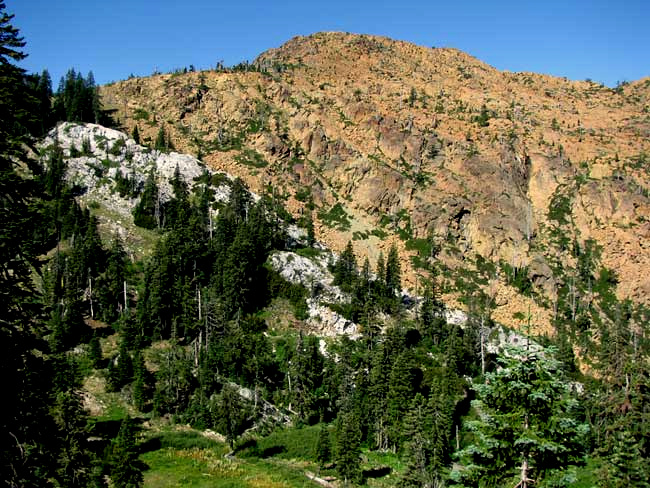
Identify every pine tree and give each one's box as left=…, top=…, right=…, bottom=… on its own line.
left=34, top=69, right=53, bottom=135
left=0, top=4, right=95, bottom=484
left=109, top=417, right=144, bottom=488
left=154, top=126, right=167, bottom=151
left=213, top=384, right=250, bottom=449
left=131, top=125, right=140, bottom=144
left=132, top=169, right=160, bottom=229
left=153, top=343, right=195, bottom=415
left=400, top=393, right=441, bottom=487
left=333, top=241, right=357, bottom=293
left=316, top=426, right=332, bottom=468
left=132, top=350, right=148, bottom=412
left=452, top=345, right=589, bottom=487
left=386, top=351, right=419, bottom=450
left=107, top=339, right=133, bottom=392
left=305, top=210, right=316, bottom=246
left=88, top=333, right=103, bottom=368
left=384, top=243, right=402, bottom=312
left=50, top=389, right=92, bottom=487
left=97, top=236, right=128, bottom=323
left=335, top=411, right=362, bottom=485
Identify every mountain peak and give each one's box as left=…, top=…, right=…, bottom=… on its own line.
left=100, top=31, right=650, bottom=333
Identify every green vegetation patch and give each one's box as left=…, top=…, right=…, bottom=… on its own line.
left=318, top=203, right=351, bottom=231
left=235, top=148, right=268, bottom=168
left=237, top=424, right=322, bottom=461
left=132, top=108, right=150, bottom=121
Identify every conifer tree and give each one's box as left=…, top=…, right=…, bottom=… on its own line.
left=333, top=241, right=357, bottom=293
left=452, top=345, right=589, bottom=487
left=132, top=350, right=148, bottom=412
left=316, top=426, right=332, bottom=468
left=132, top=169, right=160, bottom=229
left=88, top=333, right=103, bottom=368
left=386, top=351, right=419, bottom=450
left=305, top=209, right=316, bottom=246
left=213, top=384, right=250, bottom=449
left=335, top=410, right=362, bottom=485
left=50, top=389, right=92, bottom=487
left=400, top=394, right=438, bottom=488
left=109, top=417, right=144, bottom=488
left=384, top=243, right=402, bottom=312
left=154, top=126, right=167, bottom=151
left=131, top=125, right=140, bottom=144
left=107, top=339, right=133, bottom=392
left=0, top=4, right=95, bottom=484
left=97, top=236, right=128, bottom=323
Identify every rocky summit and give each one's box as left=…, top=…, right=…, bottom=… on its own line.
left=99, top=31, right=650, bottom=335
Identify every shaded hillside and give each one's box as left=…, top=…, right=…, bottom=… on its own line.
left=100, top=32, right=650, bottom=333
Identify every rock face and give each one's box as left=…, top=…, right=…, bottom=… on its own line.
left=43, top=122, right=232, bottom=213
left=268, top=251, right=360, bottom=338
left=97, top=32, right=650, bottom=333
left=40, top=122, right=234, bottom=255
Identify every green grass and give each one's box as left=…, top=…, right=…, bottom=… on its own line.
left=142, top=446, right=318, bottom=487
left=237, top=425, right=322, bottom=462
left=295, top=247, right=322, bottom=259
left=362, top=449, right=405, bottom=487
left=148, top=429, right=223, bottom=451
left=141, top=425, right=321, bottom=487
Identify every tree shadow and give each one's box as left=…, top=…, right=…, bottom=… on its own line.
left=260, top=444, right=286, bottom=458
left=362, top=466, right=391, bottom=480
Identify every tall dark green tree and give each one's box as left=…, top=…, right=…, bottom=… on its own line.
left=131, top=125, right=140, bottom=144
left=132, top=169, right=160, bottom=229
left=109, top=417, right=144, bottom=488
left=452, top=345, right=589, bottom=487
left=213, top=384, right=250, bottom=449
left=97, top=236, right=128, bottom=323
left=0, top=5, right=94, bottom=483
left=316, top=426, right=332, bottom=468
left=333, top=241, right=357, bottom=293
left=335, top=410, right=362, bottom=485
left=384, top=243, right=402, bottom=312
left=386, top=351, right=420, bottom=450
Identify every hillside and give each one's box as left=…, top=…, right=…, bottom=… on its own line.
left=100, top=32, right=650, bottom=335
left=4, top=14, right=650, bottom=486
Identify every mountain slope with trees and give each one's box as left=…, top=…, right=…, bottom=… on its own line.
left=2, top=5, right=649, bottom=487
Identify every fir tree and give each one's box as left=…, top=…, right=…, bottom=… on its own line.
left=316, top=426, right=332, bottom=468
left=88, top=333, right=102, bottom=368
left=452, top=345, right=589, bottom=487
left=154, top=126, right=167, bottom=151
left=213, top=384, right=250, bottom=449
left=0, top=4, right=94, bottom=484
left=335, top=411, right=362, bottom=485
left=386, top=351, right=419, bottom=450
left=132, top=169, right=160, bottom=229
left=131, top=125, right=140, bottom=144
left=333, top=241, right=357, bottom=293
left=107, top=339, right=133, bottom=392
left=132, top=350, right=148, bottom=412
left=384, top=243, right=402, bottom=312
left=400, top=394, right=436, bottom=487
left=109, top=417, right=144, bottom=488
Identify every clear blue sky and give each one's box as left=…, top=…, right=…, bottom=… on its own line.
left=9, top=0, right=650, bottom=87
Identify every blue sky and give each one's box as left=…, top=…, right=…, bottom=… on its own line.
left=9, top=0, right=650, bottom=87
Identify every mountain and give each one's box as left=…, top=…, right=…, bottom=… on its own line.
left=6, top=25, right=648, bottom=486
left=99, top=31, right=650, bottom=336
